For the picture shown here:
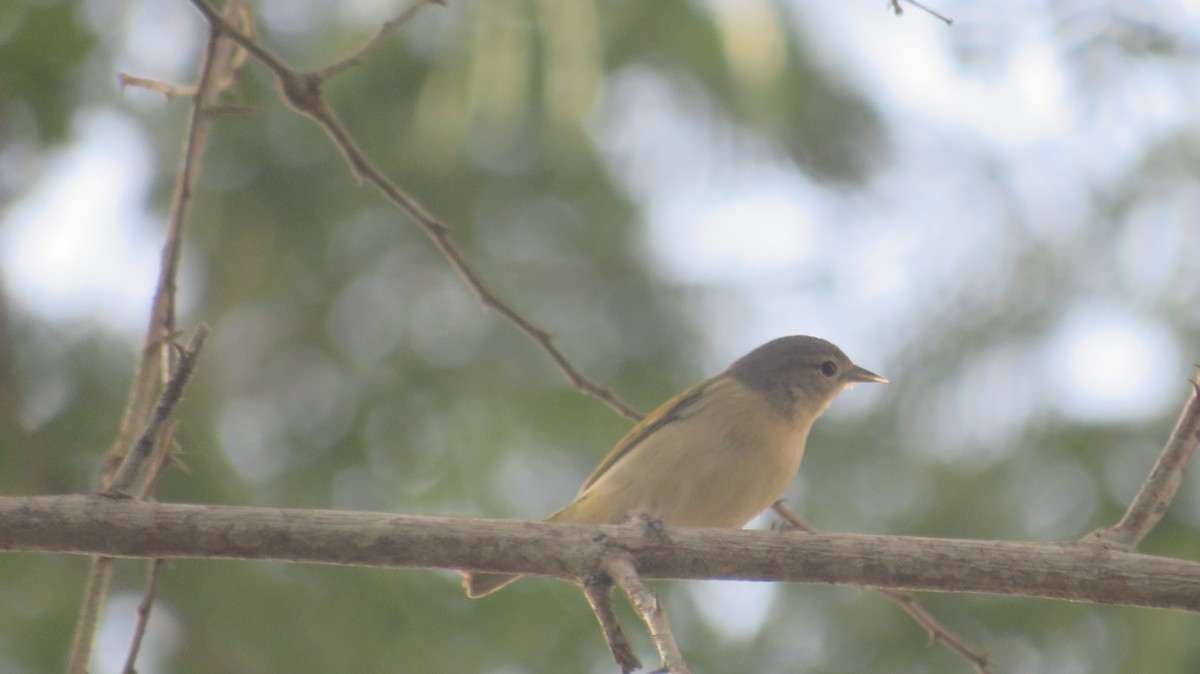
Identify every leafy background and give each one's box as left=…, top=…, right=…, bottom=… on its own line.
left=2, top=0, right=1200, bottom=672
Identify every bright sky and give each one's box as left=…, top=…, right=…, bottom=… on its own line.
left=0, top=112, right=163, bottom=333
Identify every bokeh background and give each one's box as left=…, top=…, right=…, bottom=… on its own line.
left=3, top=0, right=1200, bottom=672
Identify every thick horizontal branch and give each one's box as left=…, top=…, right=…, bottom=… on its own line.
left=2, top=495, right=1198, bottom=612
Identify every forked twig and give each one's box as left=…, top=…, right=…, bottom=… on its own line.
left=583, top=576, right=642, bottom=673
left=607, top=552, right=690, bottom=674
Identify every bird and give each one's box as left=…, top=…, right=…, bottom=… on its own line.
left=462, top=335, right=886, bottom=598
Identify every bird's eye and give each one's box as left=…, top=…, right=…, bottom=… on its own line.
left=819, top=361, right=838, bottom=378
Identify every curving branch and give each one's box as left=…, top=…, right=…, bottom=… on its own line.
left=315, top=0, right=446, bottom=79
left=185, top=0, right=642, bottom=422
left=1090, top=373, right=1200, bottom=549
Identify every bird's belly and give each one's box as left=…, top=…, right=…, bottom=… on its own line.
left=568, top=429, right=806, bottom=529
left=654, top=442, right=799, bottom=527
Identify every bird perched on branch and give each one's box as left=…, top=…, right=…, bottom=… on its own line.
left=462, top=335, right=886, bottom=597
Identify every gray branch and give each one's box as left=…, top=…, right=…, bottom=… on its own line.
left=3, top=495, right=1199, bottom=612
left=1097, top=376, right=1200, bottom=548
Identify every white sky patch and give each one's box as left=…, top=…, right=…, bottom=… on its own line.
left=0, top=110, right=162, bottom=333
left=794, top=2, right=1071, bottom=147
left=845, top=229, right=912, bottom=305
left=689, top=579, right=778, bottom=641
left=648, top=190, right=815, bottom=283
left=970, top=40, right=1070, bottom=144
left=117, top=0, right=201, bottom=83
left=1045, top=306, right=1181, bottom=422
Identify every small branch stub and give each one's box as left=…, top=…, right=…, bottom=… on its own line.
left=606, top=552, right=690, bottom=674
left=583, top=576, right=641, bottom=673
left=1091, top=373, right=1200, bottom=549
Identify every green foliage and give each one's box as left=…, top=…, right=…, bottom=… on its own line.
left=0, top=1, right=97, bottom=146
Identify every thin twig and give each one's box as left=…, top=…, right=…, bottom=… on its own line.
left=86, top=335, right=204, bottom=673
left=1090, top=374, right=1200, bottom=549
left=771, top=502, right=992, bottom=674
left=888, top=0, right=953, bottom=25
left=607, top=552, right=691, bottom=674
left=316, top=0, right=445, bottom=79
left=66, top=559, right=115, bottom=674
left=118, top=73, right=198, bottom=98
left=874, top=588, right=991, bottom=674
left=104, top=1, right=244, bottom=485
left=185, top=0, right=643, bottom=423
left=70, top=4, right=246, bottom=671
left=119, top=426, right=180, bottom=674
left=582, top=576, right=642, bottom=673
left=105, top=326, right=210, bottom=496
left=120, top=558, right=166, bottom=674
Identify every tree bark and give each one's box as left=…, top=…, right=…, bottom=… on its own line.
left=2, top=495, right=1198, bottom=611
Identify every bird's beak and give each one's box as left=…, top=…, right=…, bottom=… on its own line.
left=846, top=365, right=888, bottom=384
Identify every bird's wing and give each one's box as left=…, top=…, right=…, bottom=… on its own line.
left=576, top=376, right=717, bottom=494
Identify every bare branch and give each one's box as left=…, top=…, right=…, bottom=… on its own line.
left=105, top=326, right=209, bottom=496
left=6, top=496, right=1200, bottom=612
left=71, top=2, right=247, bottom=669
left=1090, top=374, right=1200, bottom=549
left=607, top=552, right=690, bottom=674
left=120, top=559, right=166, bottom=674
left=771, top=503, right=992, bottom=673
left=874, top=588, right=992, bottom=674
left=185, top=0, right=642, bottom=422
left=105, top=1, right=245, bottom=484
left=66, top=559, right=115, bottom=674
left=582, top=576, right=642, bottom=673
left=316, top=0, right=446, bottom=79
left=118, top=73, right=198, bottom=98
left=109, top=424, right=182, bottom=674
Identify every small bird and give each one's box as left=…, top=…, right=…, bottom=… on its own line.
left=462, top=335, right=886, bottom=598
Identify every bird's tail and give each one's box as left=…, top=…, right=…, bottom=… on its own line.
left=461, top=502, right=593, bottom=597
